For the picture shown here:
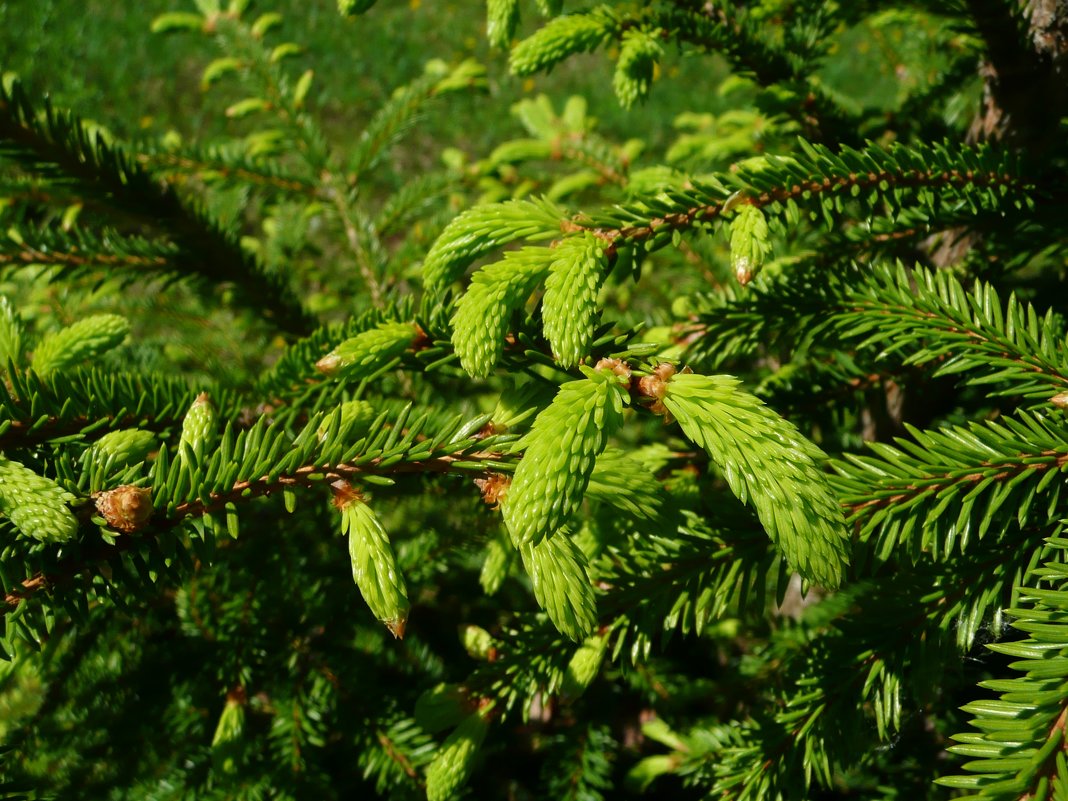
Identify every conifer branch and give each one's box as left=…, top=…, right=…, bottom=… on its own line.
left=939, top=538, right=1068, bottom=798
left=3, top=438, right=510, bottom=613
left=592, top=141, right=1029, bottom=255
left=0, top=369, right=226, bottom=451
left=0, top=80, right=316, bottom=335
left=7, top=4, right=1068, bottom=795
left=169, top=451, right=504, bottom=524
left=652, top=4, right=860, bottom=142
left=839, top=264, right=1068, bottom=400
left=834, top=410, right=1068, bottom=561
left=0, top=225, right=177, bottom=276
left=137, top=149, right=317, bottom=196
left=629, top=537, right=1049, bottom=797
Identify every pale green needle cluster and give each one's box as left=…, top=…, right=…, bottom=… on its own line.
left=561, top=633, right=608, bottom=698
left=510, top=10, right=615, bottom=76
left=728, top=203, right=772, bottom=285
left=421, top=199, right=562, bottom=294
left=0, top=296, right=22, bottom=369
left=85, top=428, right=157, bottom=468
left=451, top=248, right=551, bottom=378
left=613, top=27, right=663, bottom=109
left=542, top=232, right=608, bottom=368
left=0, top=455, right=78, bottom=542
left=486, top=0, right=519, bottom=48
left=426, top=712, right=490, bottom=801
left=479, top=532, right=513, bottom=595
left=519, top=530, right=597, bottom=642
left=502, top=367, right=628, bottom=546
left=178, top=392, right=218, bottom=458
left=663, top=372, right=849, bottom=588
left=31, top=314, right=129, bottom=376
left=318, top=399, right=378, bottom=441
left=316, top=322, right=420, bottom=381
left=340, top=495, right=410, bottom=638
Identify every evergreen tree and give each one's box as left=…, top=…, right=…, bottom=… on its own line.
left=1, top=1, right=1067, bottom=798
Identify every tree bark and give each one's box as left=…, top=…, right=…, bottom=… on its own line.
left=966, top=0, right=1068, bottom=149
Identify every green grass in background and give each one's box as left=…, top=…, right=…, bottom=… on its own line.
left=0, top=0, right=722, bottom=168
left=0, top=1, right=965, bottom=181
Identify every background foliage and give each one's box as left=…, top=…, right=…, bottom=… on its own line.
left=0, top=1, right=1067, bottom=800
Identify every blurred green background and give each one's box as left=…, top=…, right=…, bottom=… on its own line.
left=0, top=1, right=965, bottom=168
left=0, top=0, right=716, bottom=161
left=0, top=2, right=969, bottom=196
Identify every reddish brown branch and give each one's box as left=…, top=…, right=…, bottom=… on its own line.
left=376, top=729, right=421, bottom=782
left=594, top=166, right=1024, bottom=257
left=3, top=451, right=506, bottom=613
left=845, top=450, right=1068, bottom=518
left=138, top=152, right=316, bottom=196
left=0, top=245, right=168, bottom=268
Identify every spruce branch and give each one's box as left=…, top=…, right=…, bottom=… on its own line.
left=322, top=178, right=389, bottom=308
left=600, top=509, right=774, bottom=663
left=0, top=80, right=316, bottom=335
left=348, top=62, right=487, bottom=180
left=838, top=263, right=1068, bottom=401
left=0, top=369, right=227, bottom=451
left=656, top=1, right=807, bottom=85
left=167, top=451, right=505, bottom=527
left=939, top=538, right=1068, bottom=799
left=834, top=410, right=1068, bottom=562
left=629, top=538, right=1049, bottom=798
left=253, top=301, right=418, bottom=400
left=507, top=2, right=860, bottom=141
left=589, top=140, right=1029, bottom=257
left=660, top=369, right=850, bottom=588
left=357, top=715, right=435, bottom=794
left=681, top=260, right=861, bottom=369
left=430, top=141, right=1030, bottom=370
left=9, top=4, right=1068, bottom=796
left=136, top=148, right=317, bottom=196
left=3, top=415, right=512, bottom=614
left=374, top=172, right=457, bottom=237
left=192, top=10, right=485, bottom=309
left=0, top=226, right=176, bottom=277
left=494, top=94, right=632, bottom=187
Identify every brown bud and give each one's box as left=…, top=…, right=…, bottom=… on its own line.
left=594, top=357, right=632, bottom=387
left=734, top=256, right=754, bottom=286
left=330, top=479, right=364, bottom=510
left=474, top=474, right=510, bottom=509
left=637, top=363, right=676, bottom=408
left=635, top=363, right=680, bottom=420
left=1051, top=392, right=1068, bottom=408
left=315, top=353, right=343, bottom=376
left=412, top=323, right=431, bottom=350
left=95, top=485, right=153, bottom=533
